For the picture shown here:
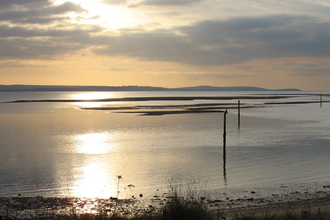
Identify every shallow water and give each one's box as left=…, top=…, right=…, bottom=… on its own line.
left=0, top=91, right=329, bottom=199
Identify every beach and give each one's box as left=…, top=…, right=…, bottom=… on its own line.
left=1, top=187, right=330, bottom=219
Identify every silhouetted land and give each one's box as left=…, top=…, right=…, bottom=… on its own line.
left=0, top=85, right=301, bottom=92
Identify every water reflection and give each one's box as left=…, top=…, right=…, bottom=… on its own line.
left=71, top=92, right=113, bottom=101
left=223, top=154, right=227, bottom=186
left=71, top=92, right=116, bottom=109
left=74, top=132, right=116, bottom=154
left=72, top=161, right=116, bottom=198
left=75, top=102, right=104, bottom=108
left=70, top=132, right=119, bottom=198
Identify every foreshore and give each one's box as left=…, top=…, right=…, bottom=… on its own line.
left=212, top=190, right=330, bottom=218
left=1, top=188, right=330, bottom=219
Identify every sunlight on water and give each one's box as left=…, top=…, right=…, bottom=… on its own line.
left=75, top=102, right=103, bottom=108
left=1, top=91, right=330, bottom=199
left=70, top=132, right=121, bottom=198
left=70, top=92, right=118, bottom=108
left=70, top=92, right=113, bottom=100
left=72, top=161, right=115, bottom=198
left=74, top=132, right=117, bottom=154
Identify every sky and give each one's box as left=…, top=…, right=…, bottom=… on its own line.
left=1, top=0, right=330, bottom=90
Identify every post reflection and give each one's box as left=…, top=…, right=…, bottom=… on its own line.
left=223, top=155, right=227, bottom=186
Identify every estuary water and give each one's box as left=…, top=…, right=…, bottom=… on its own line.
left=0, top=91, right=330, bottom=200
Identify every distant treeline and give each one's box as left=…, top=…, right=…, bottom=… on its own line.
left=0, top=85, right=301, bottom=92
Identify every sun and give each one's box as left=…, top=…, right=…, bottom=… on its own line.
left=54, top=0, right=142, bottom=29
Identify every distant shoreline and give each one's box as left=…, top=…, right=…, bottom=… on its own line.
left=0, top=85, right=301, bottom=92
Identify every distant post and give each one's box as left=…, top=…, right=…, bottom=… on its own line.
left=238, top=100, right=241, bottom=129
left=320, top=94, right=323, bottom=107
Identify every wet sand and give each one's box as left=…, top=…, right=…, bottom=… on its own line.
left=80, top=102, right=260, bottom=115
left=1, top=187, right=330, bottom=219
left=4, top=94, right=329, bottom=116
left=4, top=95, right=296, bottom=103
left=79, top=100, right=329, bottom=116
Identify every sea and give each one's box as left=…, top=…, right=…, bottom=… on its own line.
left=0, top=91, right=330, bottom=200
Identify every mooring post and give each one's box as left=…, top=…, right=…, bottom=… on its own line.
left=238, top=100, right=241, bottom=129
left=223, top=109, right=228, bottom=162
left=223, top=109, right=228, bottom=186
left=320, top=94, right=323, bottom=107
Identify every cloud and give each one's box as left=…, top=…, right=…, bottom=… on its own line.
left=159, top=72, right=251, bottom=82
left=0, top=25, right=102, bottom=38
left=93, top=14, right=330, bottom=66
left=286, top=63, right=330, bottom=76
left=0, top=1, right=96, bottom=59
left=0, top=38, right=86, bottom=59
left=0, top=0, right=104, bottom=60
left=0, top=61, right=48, bottom=67
left=0, top=23, right=103, bottom=59
left=101, top=0, right=127, bottom=6
left=0, top=2, right=86, bottom=24
left=185, top=73, right=251, bottom=80
left=108, top=67, right=136, bottom=71
left=137, top=0, right=203, bottom=6
left=0, top=0, right=51, bottom=9
left=101, top=0, right=202, bottom=6
left=46, top=2, right=86, bottom=14
left=2, top=0, right=330, bottom=70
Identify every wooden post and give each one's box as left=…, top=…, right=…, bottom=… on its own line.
left=223, top=110, right=228, bottom=186
left=223, top=110, right=228, bottom=162
left=238, top=100, right=241, bottom=129
left=320, top=94, right=323, bottom=107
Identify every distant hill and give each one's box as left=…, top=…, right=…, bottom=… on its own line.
left=0, top=85, right=301, bottom=92
left=173, top=86, right=301, bottom=91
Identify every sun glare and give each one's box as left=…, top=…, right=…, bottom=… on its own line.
left=71, top=92, right=113, bottom=100
left=70, top=132, right=121, bottom=198
left=74, top=132, right=116, bottom=154
left=54, top=0, right=138, bottom=29
left=71, top=92, right=117, bottom=108
left=72, top=162, right=116, bottom=198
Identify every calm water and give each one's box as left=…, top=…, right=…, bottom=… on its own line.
left=0, top=91, right=329, bottom=199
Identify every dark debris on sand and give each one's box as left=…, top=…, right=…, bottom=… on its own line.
left=0, top=196, right=141, bottom=219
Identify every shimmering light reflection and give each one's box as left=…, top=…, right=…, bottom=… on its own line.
left=74, top=132, right=116, bottom=154
left=75, top=102, right=107, bottom=108
left=71, top=92, right=115, bottom=108
left=71, top=132, right=118, bottom=198
left=71, top=92, right=113, bottom=101
left=73, top=162, right=116, bottom=198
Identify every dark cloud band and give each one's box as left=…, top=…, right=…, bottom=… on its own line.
left=1, top=0, right=330, bottom=74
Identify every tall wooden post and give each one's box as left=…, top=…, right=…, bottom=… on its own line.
left=223, top=109, right=228, bottom=162
left=223, top=109, right=228, bottom=185
left=238, top=100, right=241, bottom=129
